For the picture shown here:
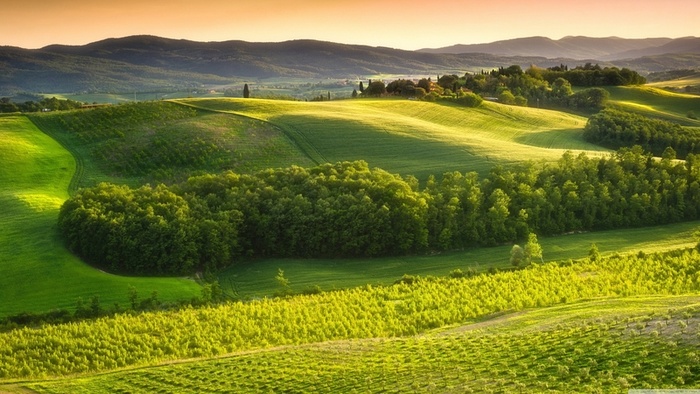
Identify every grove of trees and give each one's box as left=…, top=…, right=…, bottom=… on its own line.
left=584, top=108, right=700, bottom=158
left=0, top=97, right=84, bottom=113
left=360, top=63, right=634, bottom=110
left=60, top=147, right=700, bottom=275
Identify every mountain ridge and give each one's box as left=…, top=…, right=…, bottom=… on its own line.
left=418, top=36, right=698, bottom=60
left=1, top=35, right=699, bottom=95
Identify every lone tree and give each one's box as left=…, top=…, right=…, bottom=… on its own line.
left=510, top=244, right=525, bottom=267
left=275, top=268, right=291, bottom=296
left=524, top=233, right=543, bottom=264
left=243, top=83, right=250, bottom=98
left=359, top=81, right=364, bottom=93
left=588, top=243, right=601, bottom=261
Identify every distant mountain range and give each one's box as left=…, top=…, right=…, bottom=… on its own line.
left=1, top=35, right=699, bottom=95
left=419, top=36, right=700, bottom=60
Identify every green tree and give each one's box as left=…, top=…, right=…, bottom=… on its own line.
left=551, top=77, right=573, bottom=100
left=364, top=81, right=386, bottom=97
left=498, top=90, right=516, bottom=105
left=128, top=285, right=139, bottom=310
left=510, top=244, right=525, bottom=267
left=275, top=268, right=291, bottom=295
left=524, top=233, right=543, bottom=264
left=90, top=295, right=102, bottom=317
left=589, top=243, right=601, bottom=261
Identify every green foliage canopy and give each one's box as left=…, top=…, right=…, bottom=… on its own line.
left=584, top=108, right=700, bottom=158
left=59, top=146, right=700, bottom=275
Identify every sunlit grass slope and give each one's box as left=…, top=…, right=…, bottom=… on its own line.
left=0, top=116, right=200, bottom=317
left=606, top=85, right=700, bottom=126
left=647, top=72, right=700, bottom=90
left=220, top=219, right=700, bottom=298
left=28, top=102, right=313, bottom=189
left=25, top=295, right=700, bottom=393
left=178, top=98, right=607, bottom=180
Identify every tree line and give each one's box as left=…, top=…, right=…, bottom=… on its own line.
left=0, top=97, right=84, bottom=113
left=584, top=108, right=700, bottom=158
left=59, top=148, right=700, bottom=275
left=358, top=63, right=636, bottom=110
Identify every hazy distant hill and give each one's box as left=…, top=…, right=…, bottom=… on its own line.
left=1, top=35, right=699, bottom=95
left=419, top=36, right=699, bottom=60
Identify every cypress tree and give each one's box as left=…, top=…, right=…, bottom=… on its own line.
left=243, top=84, right=250, bottom=98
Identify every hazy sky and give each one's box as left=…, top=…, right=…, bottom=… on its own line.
left=2, top=0, right=698, bottom=49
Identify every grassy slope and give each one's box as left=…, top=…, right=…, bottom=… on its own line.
left=220, top=219, right=699, bottom=298
left=178, top=98, right=608, bottom=180
left=647, top=73, right=700, bottom=89
left=28, top=102, right=313, bottom=189
left=0, top=116, right=200, bottom=316
left=606, top=85, right=700, bottom=126
left=24, top=295, right=700, bottom=393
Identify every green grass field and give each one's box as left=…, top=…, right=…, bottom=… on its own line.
left=606, top=85, right=700, bottom=126
left=647, top=72, right=700, bottom=90
left=178, top=98, right=608, bottom=180
left=28, top=102, right=313, bottom=189
left=0, top=116, right=201, bottom=317
left=19, top=295, right=700, bottom=393
left=219, top=219, right=700, bottom=298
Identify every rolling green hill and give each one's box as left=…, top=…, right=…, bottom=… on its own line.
left=0, top=115, right=200, bottom=316
left=179, top=98, right=607, bottom=180
left=647, top=70, right=700, bottom=92
left=28, top=101, right=313, bottom=188
left=606, top=85, right=700, bottom=126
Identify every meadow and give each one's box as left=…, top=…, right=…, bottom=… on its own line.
left=0, top=115, right=201, bottom=316
left=179, top=98, right=607, bottom=180
left=605, top=85, right=700, bottom=126
left=221, top=219, right=699, bottom=299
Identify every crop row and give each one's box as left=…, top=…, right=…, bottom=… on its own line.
left=29, top=303, right=700, bottom=393
left=0, top=247, right=699, bottom=380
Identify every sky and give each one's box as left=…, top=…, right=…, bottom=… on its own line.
left=2, top=0, right=698, bottom=50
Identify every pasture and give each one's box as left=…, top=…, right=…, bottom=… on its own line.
left=28, top=102, right=313, bottom=189
left=647, top=71, right=700, bottom=90
left=219, top=219, right=700, bottom=298
left=178, top=98, right=608, bottom=180
left=0, top=116, right=200, bottom=316
left=606, top=85, right=700, bottom=126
